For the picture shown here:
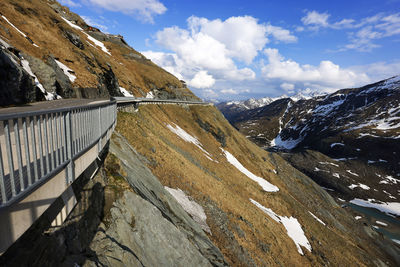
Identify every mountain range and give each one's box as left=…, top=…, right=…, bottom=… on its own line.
left=0, top=0, right=399, bottom=266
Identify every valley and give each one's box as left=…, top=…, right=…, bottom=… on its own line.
left=217, top=76, right=400, bottom=247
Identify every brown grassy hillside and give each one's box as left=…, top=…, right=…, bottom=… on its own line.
left=115, top=104, right=397, bottom=266
left=0, top=0, right=196, bottom=100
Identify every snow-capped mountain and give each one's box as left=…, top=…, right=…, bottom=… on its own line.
left=218, top=76, right=400, bottom=207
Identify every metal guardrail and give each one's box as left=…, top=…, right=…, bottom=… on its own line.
left=0, top=96, right=208, bottom=208
left=0, top=100, right=117, bottom=208
left=113, top=97, right=212, bottom=108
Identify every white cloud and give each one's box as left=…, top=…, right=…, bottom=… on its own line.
left=262, top=48, right=370, bottom=91
left=220, top=88, right=239, bottom=94
left=144, top=15, right=285, bottom=91
left=280, top=82, right=295, bottom=92
left=59, top=0, right=81, bottom=7
left=301, top=11, right=330, bottom=28
left=187, top=16, right=272, bottom=64
left=265, top=24, right=298, bottom=43
left=82, top=0, right=166, bottom=23
left=349, top=60, right=400, bottom=82
left=188, top=71, right=215, bottom=88
left=301, top=11, right=400, bottom=52
left=81, top=16, right=108, bottom=32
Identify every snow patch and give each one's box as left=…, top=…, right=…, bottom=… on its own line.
left=165, top=187, right=211, bottom=234
left=119, top=87, right=133, bottom=97
left=348, top=183, right=370, bottom=190
left=221, top=149, right=279, bottom=192
left=1, top=15, right=39, bottom=47
left=167, top=123, right=216, bottom=161
left=319, top=161, right=339, bottom=167
left=350, top=198, right=400, bottom=217
left=346, top=170, right=359, bottom=176
left=308, top=211, right=326, bottom=226
left=61, top=17, right=111, bottom=55
left=21, top=59, right=59, bottom=100
left=330, top=143, right=344, bottom=148
left=146, top=91, right=154, bottom=99
left=55, top=60, right=76, bottom=82
left=250, top=199, right=312, bottom=255
left=271, top=134, right=303, bottom=150
left=375, top=220, right=388, bottom=227
left=379, top=175, right=400, bottom=185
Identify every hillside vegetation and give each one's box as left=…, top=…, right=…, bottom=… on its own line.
left=0, top=0, right=197, bottom=104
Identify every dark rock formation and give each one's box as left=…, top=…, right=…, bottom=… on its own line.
left=98, top=64, right=123, bottom=97
left=0, top=47, right=41, bottom=106
left=60, top=27, right=84, bottom=49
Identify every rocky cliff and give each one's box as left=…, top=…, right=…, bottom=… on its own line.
left=0, top=0, right=198, bottom=105
left=0, top=0, right=399, bottom=266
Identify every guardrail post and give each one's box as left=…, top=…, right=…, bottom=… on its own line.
left=0, top=144, right=6, bottom=204
left=4, top=120, right=16, bottom=198
left=97, top=107, right=101, bottom=152
left=64, top=111, right=74, bottom=185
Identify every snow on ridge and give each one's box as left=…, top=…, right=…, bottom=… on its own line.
left=250, top=199, right=312, bottom=255
left=313, top=98, right=345, bottom=117
left=330, top=143, right=344, bottom=148
left=348, top=183, right=370, bottom=190
left=308, top=211, right=326, bottom=226
left=346, top=170, right=359, bottom=176
left=167, top=123, right=216, bottom=162
left=350, top=198, right=400, bottom=217
left=55, top=60, right=76, bottom=82
left=165, top=187, right=211, bottom=234
left=21, top=59, right=59, bottom=100
left=146, top=91, right=154, bottom=99
left=221, top=148, right=279, bottom=192
left=119, top=87, right=133, bottom=97
left=1, top=15, right=40, bottom=47
left=379, top=175, right=400, bottom=185
left=271, top=134, right=303, bottom=150
left=61, top=17, right=111, bottom=55
left=375, top=220, right=388, bottom=227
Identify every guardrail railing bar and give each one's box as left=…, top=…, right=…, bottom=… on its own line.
left=48, top=114, right=55, bottom=172
left=59, top=113, right=65, bottom=164
left=54, top=113, right=60, bottom=167
left=0, top=145, right=6, bottom=204
left=97, top=107, right=101, bottom=152
left=14, top=119, right=25, bottom=191
left=29, top=117, right=39, bottom=182
left=78, top=109, right=83, bottom=152
left=43, top=115, right=50, bottom=175
left=85, top=109, right=89, bottom=148
left=22, top=118, right=32, bottom=187
left=37, top=115, right=44, bottom=178
left=64, top=111, right=73, bottom=184
left=4, top=120, right=16, bottom=197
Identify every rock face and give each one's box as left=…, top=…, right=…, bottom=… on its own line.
left=0, top=134, right=227, bottom=267
left=86, top=192, right=213, bottom=267
left=94, top=132, right=227, bottom=266
left=0, top=0, right=198, bottom=105
left=0, top=46, right=40, bottom=105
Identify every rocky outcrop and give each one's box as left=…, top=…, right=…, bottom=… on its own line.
left=97, top=64, right=123, bottom=97
left=22, top=53, right=76, bottom=98
left=85, top=192, right=213, bottom=267
left=0, top=46, right=41, bottom=105
left=94, top=132, right=227, bottom=266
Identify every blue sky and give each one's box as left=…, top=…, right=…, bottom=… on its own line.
left=61, top=0, right=400, bottom=100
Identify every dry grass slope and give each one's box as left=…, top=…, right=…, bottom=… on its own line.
left=116, top=104, right=396, bottom=266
